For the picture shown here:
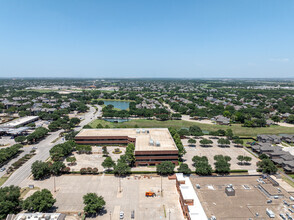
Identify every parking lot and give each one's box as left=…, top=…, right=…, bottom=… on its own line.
left=20, top=175, right=184, bottom=220
left=182, top=137, right=259, bottom=171
left=64, top=146, right=126, bottom=172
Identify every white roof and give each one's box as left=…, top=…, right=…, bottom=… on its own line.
left=76, top=128, right=178, bottom=152
left=0, top=116, right=39, bottom=128
left=176, top=173, right=208, bottom=220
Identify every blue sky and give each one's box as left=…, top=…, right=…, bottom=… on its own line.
left=0, top=0, right=293, bottom=78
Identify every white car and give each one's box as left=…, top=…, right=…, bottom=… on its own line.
left=119, top=211, right=124, bottom=219
left=0, top=167, right=6, bottom=172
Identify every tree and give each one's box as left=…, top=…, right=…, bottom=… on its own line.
left=178, top=129, right=190, bottom=136
left=98, top=100, right=104, bottom=105
left=113, top=161, right=131, bottom=176
left=102, top=156, right=115, bottom=170
left=233, top=139, right=244, bottom=146
left=177, top=163, right=191, bottom=174
left=48, top=121, right=60, bottom=131
left=31, top=160, right=50, bottom=180
left=225, top=129, right=233, bottom=139
left=287, top=115, right=294, bottom=124
left=237, top=155, right=244, bottom=164
left=169, top=128, right=186, bottom=157
left=189, top=125, right=203, bottom=136
left=271, top=115, right=280, bottom=123
left=0, top=186, right=21, bottom=219
left=96, top=123, right=104, bottom=128
left=76, top=145, right=92, bottom=154
left=125, top=143, right=135, bottom=166
left=188, top=138, right=196, bottom=146
left=83, top=193, right=106, bottom=216
left=243, top=156, right=252, bottom=164
left=66, top=156, right=77, bottom=165
left=50, top=161, right=65, bottom=176
left=157, top=114, right=169, bottom=121
left=22, top=189, right=56, bottom=212
left=217, top=138, right=230, bottom=147
left=156, top=161, right=175, bottom=175
left=192, top=156, right=212, bottom=176
left=14, top=136, right=26, bottom=144
left=70, top=117, right=81, bottom=125
left=199, top=138, right=213, bottom=147
left=214, top=155, right=231, bottom=174
left=257, top=159, right=277, bottom=174
left=259, top=154, right=269, bottom=160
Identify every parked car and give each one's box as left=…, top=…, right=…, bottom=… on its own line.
left=0, top=167, right=6, bottom=172
left=119, top=211, right=124, bottom=219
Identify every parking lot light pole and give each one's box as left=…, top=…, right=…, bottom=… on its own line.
left=119, top=176, right=122, bottom=193
left=161, top=176, right=163, bottom=196
left=169, top=209, right=171, bottom=220
left=53, top=176, right=56, bottom=192
left=109, top=211, right=111, bottom=220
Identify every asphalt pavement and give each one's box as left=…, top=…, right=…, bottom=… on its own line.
left=1, top=105, right=101, bottom=187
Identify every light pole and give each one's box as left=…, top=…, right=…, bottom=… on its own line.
left=109, top=211, right=112, bottom=220
left=161, top=176, right=163, bottom=196
left=53, top=176, right=56, bottom=192
left=169, top=209, right=171, bottom=220
left=119, top=176, right=122, bottom=193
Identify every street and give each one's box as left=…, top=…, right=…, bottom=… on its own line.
left=1, top=105, right=101, bottom=187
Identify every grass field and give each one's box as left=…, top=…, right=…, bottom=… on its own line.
left=88, top=119, right=294, bottom=136
left=0, top=177, right=8, bottom=186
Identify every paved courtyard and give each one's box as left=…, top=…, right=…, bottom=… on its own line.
left=182, top=137, right=259, bottom=171
left=20, top=175, right=184, bottom=220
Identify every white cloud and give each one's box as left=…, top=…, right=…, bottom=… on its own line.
left=269, top=58, right=290, bottom=62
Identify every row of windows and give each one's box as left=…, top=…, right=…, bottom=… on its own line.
left=136, top=159, right=177, bottom=162
left=76, top=139, right=130, bottom=142
left=136, top=154, right=178, bottom=157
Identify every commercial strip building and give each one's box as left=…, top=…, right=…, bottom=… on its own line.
left=0, top=116, right=39, bottom=128
left=75, top=128, right=179, bottom=166
left=6, top=213, right=66, bottom=220
left=175, top=173, right=207, bottom=220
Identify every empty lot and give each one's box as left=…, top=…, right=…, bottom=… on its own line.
left=182, top=137, right=259, bottom=171
left=20, top=175, right=184, bottom=220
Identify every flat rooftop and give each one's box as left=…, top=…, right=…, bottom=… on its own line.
left=76, top=128, right=178, bottom=152
left=191, top=176, right=293, bottom=219
left=0, top=116, right=39, bottom=128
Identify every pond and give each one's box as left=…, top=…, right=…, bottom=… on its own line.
left=103, top=100, right=130, bottom=110
left=103, top=118, right=130, bottom=123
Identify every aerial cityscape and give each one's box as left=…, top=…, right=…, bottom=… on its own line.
left=1, top=1, right=294, bottom=220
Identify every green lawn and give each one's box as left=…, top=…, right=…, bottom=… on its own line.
left=0, top=177, right=8, bottom=186
left=88, top=119, right=294, bottom=136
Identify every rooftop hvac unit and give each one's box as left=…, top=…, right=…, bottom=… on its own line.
left=156, top=141, right=160, bottom=146
left=149, top=139, right=154, bottom=146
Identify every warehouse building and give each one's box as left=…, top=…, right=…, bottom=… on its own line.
left=75, top=128, right=179, bottom=166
